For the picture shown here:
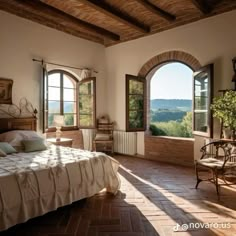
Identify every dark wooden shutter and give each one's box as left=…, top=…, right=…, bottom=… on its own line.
left=193, top=64, right=214, bottom=137
left=78, top=77, right=96, bottom=128
left=126, top=74, right=146, bottom=131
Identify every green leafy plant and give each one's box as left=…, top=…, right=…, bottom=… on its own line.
left=211, top=90, right=236, bottom=139
left=149, top=124, right=166, bottom=136
left=150, top=112, right=193, bottom=138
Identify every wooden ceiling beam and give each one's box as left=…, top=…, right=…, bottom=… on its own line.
left=134, top=0, right=176, bottom=21
left=78, top=0, right=150, bottom=33
left=0, top=0, right=120, bottom=42
left=190, top=0, right=211, bottom=14
left=37, top=0, right=120, bottom=41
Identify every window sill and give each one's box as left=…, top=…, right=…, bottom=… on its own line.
left=46, top=127, right=79, bottom=133
left=145, top=134, right=194, bottom=142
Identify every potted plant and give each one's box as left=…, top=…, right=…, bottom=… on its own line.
left=211, top=90, right=236, bottom=140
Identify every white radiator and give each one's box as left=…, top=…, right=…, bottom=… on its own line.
left=113, top=130, right=137, bottom=155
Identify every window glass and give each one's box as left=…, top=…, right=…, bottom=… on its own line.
left=129, top=80, right=144, bottom=94
left=63, top=88, right=75, bottom=101
left=48, top=113, right=59, bottom=127
left=78, top=79, right=95, bottom=128
left=48, top=73, right=60, bottom=87
left=64, top=101, right=76, bottom=113
left=79, top=81, right=93, bottom=95
left=193, top=64, right=213, bottom=137
left=64, top=75, right=75, bottom=88
left=48, top=101, right=60, bottom=113
left=64, top=114, right=76, bottom=126
left=47, top=71, right=77, bottom=128
left=44, top=71, right=96, bottom=130
left=126, top=74, right=146, bottom=131
left=129, top=111, right=144, bottom=128
left=48, top=87, right=60, bottom=100
left=80, top=114, right=93, bottom=127
left=129, top=95, right=144, bottom=110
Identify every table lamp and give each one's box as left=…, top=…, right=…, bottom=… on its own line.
left=53, top=115, right=64, bottom=141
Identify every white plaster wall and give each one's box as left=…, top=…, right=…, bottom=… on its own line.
left=1, top=9, right=236, bottom=158
left=0, top=11, right=107, bottom=130
left=105, top=10, right=236, bottom=156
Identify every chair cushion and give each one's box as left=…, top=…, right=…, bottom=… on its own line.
left=196, top=158, right=224, bottom=168
left=95, top=134, right=111, bottom=141
left=196, top=158, right=236, bottom=169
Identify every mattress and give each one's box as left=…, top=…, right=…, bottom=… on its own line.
left=0, top=145, right=120, bottom=231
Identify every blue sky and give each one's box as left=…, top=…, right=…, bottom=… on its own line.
left=150, top=62, right=193, bottom=100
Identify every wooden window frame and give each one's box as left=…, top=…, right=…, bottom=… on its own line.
left=126, top=74, right=146, bottom=132
left=78, top=77, right=96, bottom=129
left=45, top=69, right=79, bottom=132
left=193, top=64, right=214, bottom=138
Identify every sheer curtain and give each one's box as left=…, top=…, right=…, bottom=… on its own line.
left=81, top=129, right=95, bottom=151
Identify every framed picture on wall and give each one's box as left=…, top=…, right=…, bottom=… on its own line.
left=0, top=78, right=13, bottom=104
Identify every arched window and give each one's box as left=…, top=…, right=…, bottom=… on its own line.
left=130, top=51, right=213, bottom=137
left=43, top=69, right=96, bottom=131
left=149, top=62, right=193, bottom=138
left=47, top=70, right=78, bottom=129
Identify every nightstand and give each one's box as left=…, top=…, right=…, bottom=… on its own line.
left=47, top=138, right=73, bottom=147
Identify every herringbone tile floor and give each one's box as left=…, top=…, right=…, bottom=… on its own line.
left=2, top=155, right=236, bottom=236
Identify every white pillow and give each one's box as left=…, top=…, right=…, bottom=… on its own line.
left=0, top=130, right=44, bottom=147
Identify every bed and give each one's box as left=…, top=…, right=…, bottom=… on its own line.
left=0, top=117, right=120, bottom=231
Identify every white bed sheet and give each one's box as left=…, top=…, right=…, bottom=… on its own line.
left=0, top=145, right=120, bottom=231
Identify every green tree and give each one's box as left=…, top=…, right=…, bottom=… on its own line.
left=149, top=124, right=166, bottom=136
left=64, top=114, right=74, bottom=126
left=150, top=112, right=193, bottom=138
left=181, top=112, right=193, bottom=137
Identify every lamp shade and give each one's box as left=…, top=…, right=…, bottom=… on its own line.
left=53, top=115, right=64, bottom=127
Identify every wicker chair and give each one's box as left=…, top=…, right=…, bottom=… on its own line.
left=195, top=140, right=236, bottom=197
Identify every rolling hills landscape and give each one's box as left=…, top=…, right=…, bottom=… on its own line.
left=151, top=99, right=192, bottom=111
left=150, top=99, right=193, bottom=137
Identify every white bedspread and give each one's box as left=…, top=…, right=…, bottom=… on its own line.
left=0, top=145, right=120, bottom=231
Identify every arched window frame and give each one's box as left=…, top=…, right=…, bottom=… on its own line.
left=147, top=61, right=194, bottom=138
left=43, top=69, right=96, bottom=132
left=127, top=51, right=213, bottom=137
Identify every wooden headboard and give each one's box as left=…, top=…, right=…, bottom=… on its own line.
left=0, top=117, right=37, bottom=133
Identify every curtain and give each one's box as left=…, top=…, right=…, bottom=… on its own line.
left=78, top=69, right=92, bottom=80
left=81, top=129, right=95, bottom=151
left=41, top=63, right=48, bottom=132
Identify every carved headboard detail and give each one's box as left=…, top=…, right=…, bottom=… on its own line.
left=0, top=98, right=37, bottom=133
left=0, top=97, right=37, bottom=118
left=0, top=117, right=37, bottom=133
